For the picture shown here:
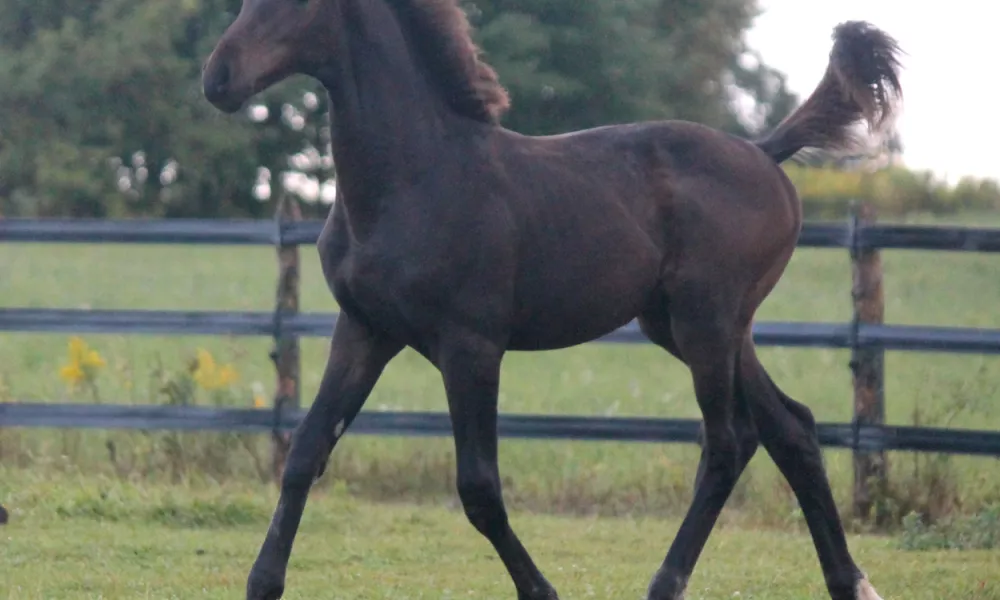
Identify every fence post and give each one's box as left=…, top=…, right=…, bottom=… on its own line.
left=271, top=194, right=302, bottom=483
left=849, top=201, right=889, bottom=524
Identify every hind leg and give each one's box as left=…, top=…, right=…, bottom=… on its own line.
left=639, top=308, right=758, bottom=492
left=639, top=303, right=759, bottom=600
left=737, top=339, right=881, bottom=600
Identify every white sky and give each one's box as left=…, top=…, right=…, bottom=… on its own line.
left=746, top=0, right=995, bottom=183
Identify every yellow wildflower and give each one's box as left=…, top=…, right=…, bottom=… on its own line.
left=58, top=337, right=105, bottom=390
left=191, top=349, right=215, bottom=388
left=217, top=365, right=239, bottom=387
left=69, top=336, right=105, bottom=369
left=191, top=349, right=239, bottom=391
left=252, top=382, right=267, bottom=408
left=59, top=363, right=85, bottom=386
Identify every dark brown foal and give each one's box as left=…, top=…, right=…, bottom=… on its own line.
left=201, top=2, right=901, bottom=599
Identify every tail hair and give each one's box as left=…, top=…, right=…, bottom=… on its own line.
left=755, top=21, right=903, bottom=164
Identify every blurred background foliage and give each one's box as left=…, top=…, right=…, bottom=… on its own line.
left=0, top=0, right=997, bottom=219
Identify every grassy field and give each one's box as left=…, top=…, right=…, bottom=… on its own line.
left=2, top=211, right=1000, bottom=526
left=1, top=470, right=998, bottom=599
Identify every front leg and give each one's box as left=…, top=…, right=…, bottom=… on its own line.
left=439, top=331, right=558, bottom=599
left=247, top=314, right=402, bottom=600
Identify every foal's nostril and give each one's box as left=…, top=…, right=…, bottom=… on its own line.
left=214, top=63, right=231, bottom=92
left=203, top=59, right=244, bottom=112
left=204, top=62, right=232, bottom=102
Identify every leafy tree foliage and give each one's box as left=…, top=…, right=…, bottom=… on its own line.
left=0, top=0, right=327, bottom=218
left=468, top=0, right=797, bottom=136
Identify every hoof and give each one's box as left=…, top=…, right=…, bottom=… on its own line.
left=646, top=568, right=687, bottom=600
left=246, top=571, right=285, bottom=600
left=856, top=576, right=883, bottom=600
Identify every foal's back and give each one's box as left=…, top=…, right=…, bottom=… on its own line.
left=500, top=118, right=801, bottom=248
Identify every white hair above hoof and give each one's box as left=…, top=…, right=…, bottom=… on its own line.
left=856, top=576, right=883, bottom=600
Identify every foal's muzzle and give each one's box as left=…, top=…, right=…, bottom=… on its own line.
left=202, top=60, right=244, bottom=114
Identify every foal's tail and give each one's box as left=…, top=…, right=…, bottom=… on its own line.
left=754, top=21, right=903, bottom=164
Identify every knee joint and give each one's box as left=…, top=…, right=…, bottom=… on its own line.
left=703, top=430, right=743, bottom=481
left=736, top=421, right=760, bottom=457
left=457, top=476, right=507, bottom=534
left=782, top=397, right=817, bottom=432
left=769, top=429, right=823, bottom=473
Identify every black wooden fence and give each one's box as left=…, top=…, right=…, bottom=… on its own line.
left=3, top=210, right=1000, bottom=516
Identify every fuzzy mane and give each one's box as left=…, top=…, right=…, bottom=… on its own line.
left=385, top=0, right=510, bottom=123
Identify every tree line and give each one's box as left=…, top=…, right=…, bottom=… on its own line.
left=1, top=1, right=996, bottom=219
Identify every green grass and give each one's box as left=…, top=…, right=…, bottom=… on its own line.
left=1, top=471, right=998, bottom=599
left=2, top=211, right=1000, bottom=525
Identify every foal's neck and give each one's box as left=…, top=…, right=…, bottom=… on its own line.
left=317, top=0, right=455, bottom=227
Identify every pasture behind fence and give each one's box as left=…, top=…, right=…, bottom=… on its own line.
left=3, top=202, right=1000, bottom=521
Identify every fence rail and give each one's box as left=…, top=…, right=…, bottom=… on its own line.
left=3, top=308, right=1000, bottom=354
left=7, top=217, right=1000, bottom=251
left=4, top=403, right=1000, bottom=457
left=3, top=212, right=1000, bottom=520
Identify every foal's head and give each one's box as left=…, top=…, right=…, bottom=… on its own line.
left=202, top=0, right=341, bottom=113
left=203, top=0, right=510, bottom=122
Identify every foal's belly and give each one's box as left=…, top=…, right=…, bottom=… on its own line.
left=506, top=240, right=661, bottom=351
left=507, top=308, right=641, bottom=351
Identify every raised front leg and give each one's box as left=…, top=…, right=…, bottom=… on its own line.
left=439, top=332, right=558, bottom=600
left=246, top=314, right=402, bottom=600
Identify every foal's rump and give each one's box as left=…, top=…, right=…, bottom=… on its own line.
left=495, top=120, right=787, bottom=351
left=492, top=20, right=902, bottom=352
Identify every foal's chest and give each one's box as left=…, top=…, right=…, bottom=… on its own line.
left=330, top=237, right=456, bottom=345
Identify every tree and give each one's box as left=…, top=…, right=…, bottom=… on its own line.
left=467, top=0, right=798, bottom=137
left=0, top=0, right=324, bottom=218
